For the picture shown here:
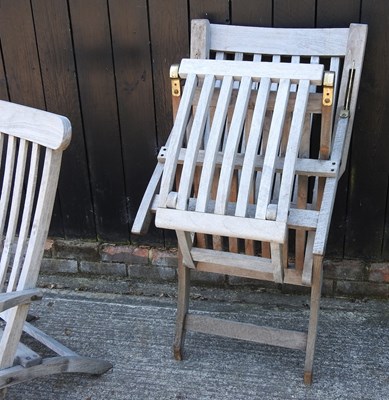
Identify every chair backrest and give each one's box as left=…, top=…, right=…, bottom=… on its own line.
left=154, top=21, right=367, bottom=286
left=191, top=20, right=367, bottom=175
left=0, top=100, right=71, bottom=294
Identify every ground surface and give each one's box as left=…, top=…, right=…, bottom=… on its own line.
left=5, top=277, right=389, bottom=400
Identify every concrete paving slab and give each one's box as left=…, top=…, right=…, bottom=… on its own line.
left=5, top=282, right=389, bottom=400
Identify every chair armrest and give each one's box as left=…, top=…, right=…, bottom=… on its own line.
left=0, top=289, right=43, bottom=313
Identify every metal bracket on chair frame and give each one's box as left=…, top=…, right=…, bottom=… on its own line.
left=340, top=62, right=356, bottom=119
left=322, top=71, right=335, bottom=107
left=170, top=64, right=181, bottom=97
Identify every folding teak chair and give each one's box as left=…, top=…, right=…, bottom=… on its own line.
left=0, top=101, right=112, bottom=395
left=133, top=21, right=367, bottom=384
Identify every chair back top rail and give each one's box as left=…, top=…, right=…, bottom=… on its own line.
left=0, top=100, right=71, bottom=150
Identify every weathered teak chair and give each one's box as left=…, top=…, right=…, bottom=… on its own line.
left=132, top=20, right=367, bottom=384
left=0, top=101, right=112, bottom=395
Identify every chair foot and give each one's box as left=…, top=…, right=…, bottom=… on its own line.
left=304, top=371, right=313, bottom=385
left=173, top=346, right=183, bottom=361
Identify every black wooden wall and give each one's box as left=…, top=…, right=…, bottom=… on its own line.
left=0, top=0, right=387, bottom=260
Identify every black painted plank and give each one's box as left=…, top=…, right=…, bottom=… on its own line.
left=148, top=0, right=189, bottom=145
left=0, top=0, right=45, bottom=108
left=317, top=0, right=360, bottom=27
left=231, top=0, right=272, bottom=26
left=273, top=0, right=315, bottom=27
left=189, top=0, right=230, bottom=24
left=344, top=0, right=389, bottom=259
left=32, top=0, right=96, bottom=239
left=0, top=0, right=64, bottom=236
left=108, top=0, right=163, bottom=243
left=68, top=0, right=128, bottom=241
left=0, top=51, right=8, bottom=100
left=316, top=1, right=362, bottom=258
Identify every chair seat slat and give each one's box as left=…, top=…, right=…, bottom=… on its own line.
left=256, top=78, right=291, bottom=219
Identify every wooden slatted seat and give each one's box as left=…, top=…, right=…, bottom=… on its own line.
left=0, top=101, right=112, bottom=396
left=132, top=20, right=367, bottom=384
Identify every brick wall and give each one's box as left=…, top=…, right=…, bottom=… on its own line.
left=42, top=239, right=389, bottom=298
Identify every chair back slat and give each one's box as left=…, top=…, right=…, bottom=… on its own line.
left=7, top=143, right=40, bottom=292
left=196, top=76, right=233, bottom=212
left=255, top=78, right=291, bottom=220
left=177, top=75, right=215, bottom=210
left=215, top=76, right=252, bottom=215
left=235, top=77, right=271, bottom=217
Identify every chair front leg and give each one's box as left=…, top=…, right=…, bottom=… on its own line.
left=304, top=254, right=323, bottom=385
left=173, top=251, right=191, bottom=361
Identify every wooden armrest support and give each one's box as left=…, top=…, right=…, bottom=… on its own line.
left=0, top=289, right=43, bottom=313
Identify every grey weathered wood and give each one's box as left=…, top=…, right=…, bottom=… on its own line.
left=179, top=58, right=324, bottom=84
left=156, top=208, right=287, bottom=243
left=186, top=314, right=307, bottom=351
left=0, top=101, right=112, bottom=389
left=134, top=19, right=367, bottom=385
left=0, top=356, right=113, bottom=389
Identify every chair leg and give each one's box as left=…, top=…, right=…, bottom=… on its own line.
left=173, top=251, right=191, bottom=361
left=304, top=255, right=323, bottom=385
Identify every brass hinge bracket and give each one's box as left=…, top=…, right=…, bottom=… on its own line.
left=170, top=64, right=181, bottom=97
left=322, top=71, right=335, bottom=107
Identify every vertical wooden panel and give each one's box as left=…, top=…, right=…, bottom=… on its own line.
left=231, top=0, right=272, bottom=26
left=273, top=0, right=315, bottom=27
left=344, top=0, right=389, bottom=259
left=317, top=0, right=360, bottom=27
left=148, top=0, right=189, bottom=146
left=32, top=0, right=96, bottom=239
left=189, top=0, right=230, bottom=24
left=0, top=0, right=64, bottom=236
left=0, top=0, right=45, bottom=108
left=109, top=0, right=162, bottom=242
left=68, top=0, right=128, bottom=240
left=316, top=0, right=362, bottom=257
left=0, top=52, right=8, bottom=100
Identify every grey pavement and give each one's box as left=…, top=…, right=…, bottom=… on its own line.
left=6, top=276, right=389, bottom=400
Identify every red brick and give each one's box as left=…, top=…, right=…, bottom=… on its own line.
left=369, top=263, right=389, bottom=283
left=100, top=244, right=149, bottom=265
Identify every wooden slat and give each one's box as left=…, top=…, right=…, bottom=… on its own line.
left=256, top=79, right=291, bottom=219
left=177, top=75, right=215, bottom=210
left=193, top=90, right=324, bottom=113
left=155, top=208, right=287, bottom=243
left=152, top=195, right=320, bottom=231
left=277, top=79, right=310, bottom=223
left=22, top=322, right=78, bottom=357
left=158, top=74, right=197, bottom=206
left=215, top=76, right=252, bottom=215
left=235, top=77, right=271, bottom=217
left=0, top=137, right=17, bottom=257
left=0, top=140, right=28, bottom=289
left=7, top=144, right=40, bottom=291
left=196, top=76, right=234, bottom=212
left=179, top=59, right=324, bottom=84
left=190, top=19, right=211, bottom=59
left=176, top=231, right=195, bottom=268
left=0, top=101, right=71, bottom=151
left=209, top=24, right=349, bottom=56
left=191, top=247, right=273, bottom=273
left=185, top=314, right=307, bottom=351
left=18, top=150, right=63, bottom=289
